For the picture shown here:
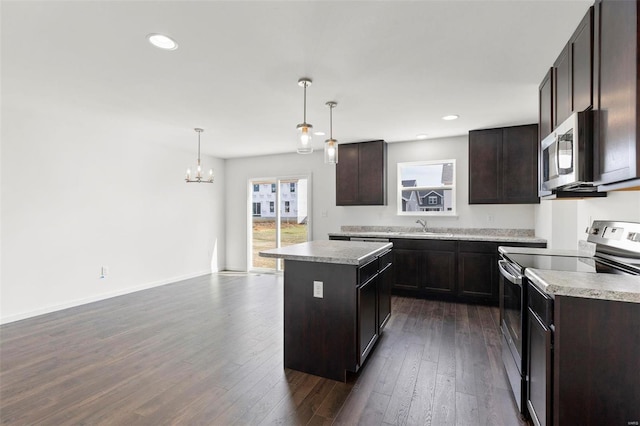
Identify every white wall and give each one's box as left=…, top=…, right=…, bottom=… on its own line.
left=225, top=135, right=537, bottom=271
left=1, top=104, right=226, bottom=323
left=535, top=191, right=640, bottom=249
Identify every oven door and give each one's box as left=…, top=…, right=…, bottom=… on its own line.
left=499, top=260, right=524, bottom=359
left=498, top=259, right=527, bottom=413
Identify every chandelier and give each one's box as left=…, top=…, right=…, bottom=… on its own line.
left=185, top=128, right=214, bottom=183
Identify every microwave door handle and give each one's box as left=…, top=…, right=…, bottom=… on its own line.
left=555, top=135, right=562, bottom=173
left=498, top=260, right=522, bottom=285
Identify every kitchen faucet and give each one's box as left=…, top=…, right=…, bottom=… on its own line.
left=416, top=219, right=428, bottom=232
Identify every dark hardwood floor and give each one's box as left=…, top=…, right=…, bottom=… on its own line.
left=0, top=273, right=527, bottom=425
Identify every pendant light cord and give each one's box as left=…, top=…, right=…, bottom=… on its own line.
left=329, top=104, right=333, bottom=139
left=303, top=83, right=307, bottom=123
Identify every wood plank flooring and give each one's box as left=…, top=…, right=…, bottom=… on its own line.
left=0, top=273, right=528, bottom=425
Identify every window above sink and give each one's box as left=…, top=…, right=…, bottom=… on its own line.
left=397, top=159, right=457, bottom=217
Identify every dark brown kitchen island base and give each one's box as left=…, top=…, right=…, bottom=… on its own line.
left=283, top=254, right=392, bottom=382
left=284, top=260, right=357, bottom=382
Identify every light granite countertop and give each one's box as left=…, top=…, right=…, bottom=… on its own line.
left=330, top=227, right=546, bottom=244
left=498, top=246, right=595, bottom=257
left=526, top=268, right=640, bottom=304
left=259, top=240, right=392, bottom=266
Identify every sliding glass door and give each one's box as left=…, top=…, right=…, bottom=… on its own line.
left=249, top=176, right=310, bottom=272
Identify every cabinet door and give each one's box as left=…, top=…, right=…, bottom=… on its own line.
left=422, top=250, right=456, bottom=295
left=571, top=7, right=593, bottom=113
left=554, top=43, right=571, bottom=127
left=539, top=68, right=554, bottom=141
left=378, top=264, right=392, bottom=330
left=358, top=141, right=386, bottom=205
left=358, top=276, right=378, bottom=364
left=458, top=251, right=497, bottom=302
left=336, top=143, right=359, bottom=205
left=469, top=128, right=501, bottom=204
left=527, top=309, right=553, bottom=426
left=593, top=0, right=640, bottom=185
left=392, top=249, right=421, bottom=291
left=502, top=125, right=539, bottom=204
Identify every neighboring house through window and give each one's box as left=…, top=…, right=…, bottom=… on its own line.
left=253, top=184, right=259, bottom=192
left=271, top=183, right=276, bottom=193
left=270, top=201, right=274, bottom=213
left=284, top=201, right=290, bottom=213
left=290, top=183, right=296, bottom=193
left=397, top=160, right=456, bottom=216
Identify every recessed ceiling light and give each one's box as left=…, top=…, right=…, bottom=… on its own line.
left=314, top=131, right=325, bottom=136
left=442, top=114, right=459, bottom=121
left=416, top=134, right=429, bottom=139
left=147, top=33, right=178, bottom=50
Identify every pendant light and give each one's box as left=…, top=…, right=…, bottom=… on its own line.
left=296, top=78, right=313, bottom=154
left=324, top=101, right=338, bottom=164
left=185, top=128, right=214, bottom=183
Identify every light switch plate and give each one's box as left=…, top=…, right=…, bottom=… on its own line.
left=313, top=281, right=323, bottom=298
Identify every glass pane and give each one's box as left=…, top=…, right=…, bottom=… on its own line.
left=400, top=162, right=455, bottom=187
left=279, top=178, right=309, bottom=270
left=251, top=180, right=277, bottom=269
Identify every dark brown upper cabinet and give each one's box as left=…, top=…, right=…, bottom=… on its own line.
left=539, top=68, right=554, bottom=143
left=592, top=0, right=640, bottom=190
left=469, top=124, right=539, bottom=204
left=553, top=7, right=594, bottom=130
left=336, top=140, right=387, bottom=206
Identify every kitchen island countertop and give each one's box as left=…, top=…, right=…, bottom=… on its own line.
left=525, top=268, right=640, bottom=304
left=260, top=240, right=392, bottom=266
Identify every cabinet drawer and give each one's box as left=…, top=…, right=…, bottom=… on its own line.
left=390, top=238, right=456, bottom=251
left=378, top=250, right=392, bottom=270
left=459, top=241, right=499, bottom=253
left=359, top=257, right=378, bottom=285
left=528, top=282, right=553, bottom=327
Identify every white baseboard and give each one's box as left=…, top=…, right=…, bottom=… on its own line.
left=0, top=270, right=212, bottom=325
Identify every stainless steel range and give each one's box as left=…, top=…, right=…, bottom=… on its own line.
left=498, top=220, right=640, bottom=419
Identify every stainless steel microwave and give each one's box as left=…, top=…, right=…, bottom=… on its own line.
left=540, top=111, right=593, bottom=192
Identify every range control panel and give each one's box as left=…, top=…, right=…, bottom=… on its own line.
left=587, top=220, right=640, bottom=256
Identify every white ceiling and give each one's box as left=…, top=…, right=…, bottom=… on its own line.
left=3, top=0, right=593, bottom=159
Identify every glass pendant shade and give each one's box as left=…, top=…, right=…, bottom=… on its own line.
left=296, top=78, right=314, bottom=154
left=296, top=123, right=313, bottom=154
left=323, top=101, right=338, bottom=164
left=324, top=138, right=338, bottom=164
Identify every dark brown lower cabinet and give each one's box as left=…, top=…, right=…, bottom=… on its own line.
left=458, top=241, right=500, bottom=303
left=391, top=239, right=456, bottom=299
left=526, top=288, right=640, bottom=426
left=551, top=296, right=640, bottom=426
left=390, top=238, right=545, bottom=304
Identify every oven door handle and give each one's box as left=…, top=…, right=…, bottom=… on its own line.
left=498, top=260, right=522, bottom=285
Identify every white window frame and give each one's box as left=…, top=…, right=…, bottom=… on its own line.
left=397, top=159, right=457, bottom=216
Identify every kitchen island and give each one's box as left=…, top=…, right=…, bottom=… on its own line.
left=260, top=240, right=392, bottom=382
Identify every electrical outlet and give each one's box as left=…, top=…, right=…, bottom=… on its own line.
left=313, top=281, right=323, bottom=298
